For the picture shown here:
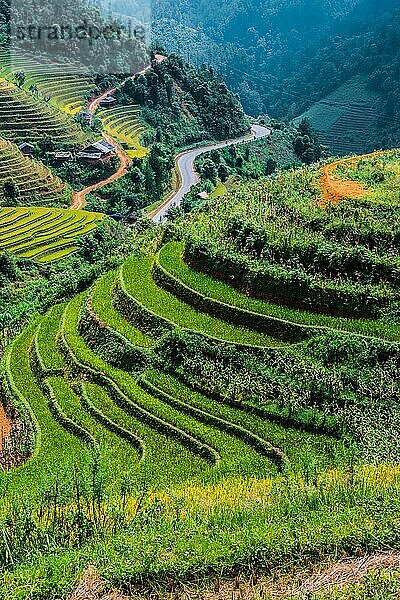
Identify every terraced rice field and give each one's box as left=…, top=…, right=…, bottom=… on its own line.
left=294, top=75, right=383, bottom=155
left=0, top=206, right=103, bottom=262
left=98, top=106, right=148, bottom=158
left=158, top=241, right=400, bottom=341
left=0, top=241, right=351, bottom=502
left=0, top=49, right=94, bottom=115
left=0, top=138, right=66, bottom=205
left=0, top=79, right=86, bottom=144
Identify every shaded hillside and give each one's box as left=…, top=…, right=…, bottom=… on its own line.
left=114, top=53, right=250, bottom=148
left=153, top=0, right=400, bottom=152
left=293, top=76, right=384, bottom=156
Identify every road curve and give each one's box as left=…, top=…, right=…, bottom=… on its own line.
left=150, top=124, right=271, bottom=223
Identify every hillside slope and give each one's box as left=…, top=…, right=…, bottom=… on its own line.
left=154, top=0, right=400, bottom=152
left=115, top=54, right=250, bottom=149
left=0, top=138, right=67, bottom=206
left=293, top=75, right=384, bottom=155
left=0, top=79, right=86, bottom=145
left=1, top=152, right=400, bottom=596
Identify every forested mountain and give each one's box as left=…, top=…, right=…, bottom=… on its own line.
left=116, top=54, right=249, bottom=147
left=153, top=0, right=400, bottom=151
left=0, top=0, right=149, bottom=73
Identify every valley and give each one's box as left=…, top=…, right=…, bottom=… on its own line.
left=0, top=2, right=399, bottom=598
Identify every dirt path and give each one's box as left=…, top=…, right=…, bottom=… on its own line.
left=0, top=404, right=10, bottom=453
left=87, top=87, right=119, bottom=114
left=70, top=134, right=132, bottom=210
left=320, top=150, right=393, bottom=206
left=87, top=54, right=166, bottom=115
left=72, top=55, right=166, bottom=210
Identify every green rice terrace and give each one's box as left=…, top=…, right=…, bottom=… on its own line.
left=0, top=0, right=400, bottom=594
left=294, top=75, right=384, bottom=156
left=0, top=49, right=95, bottom=115
left=0, top=138, right=67, bottom=206
left=98, top=106, right=148, bottom=159
left=1, top=150, right=400, bottom=595
left=0, top=54, right=399, bottom=594
left=0, top=207, right=103, bottom=262
left=0, top=78, right=87, bottom=144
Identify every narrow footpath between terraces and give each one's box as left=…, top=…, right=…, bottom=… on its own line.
left=0, top=404, right=11, bottom=452
left=70, top=134, right=131, bottom=210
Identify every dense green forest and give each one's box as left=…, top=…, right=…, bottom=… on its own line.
left=0, top=0, right=148, bottom=73
left=153, top=0, right=400, bottom=150
left=115, top=53, right=249, bottom=147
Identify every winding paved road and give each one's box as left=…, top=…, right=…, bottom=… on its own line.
left=149, top=124, right=271, bottom=223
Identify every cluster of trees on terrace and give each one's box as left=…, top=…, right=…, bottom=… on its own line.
left=86, top=144, right=174, bottom=215
left=114, top=54, right=250, bottom=150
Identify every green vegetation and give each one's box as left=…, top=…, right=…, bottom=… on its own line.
left=182, top=120, right=324, bottom=214
left=98, top=106, right=148, bottom=159
left=1, top=216, right=400, bottom=595
left=90, top=270, right=154, bottom=347
left=0, top=218, right=132, bottom=339
left=115, top=54, right=249, bottom=149
left=0, top=12, right=399, bottom=593
left=335, top=150, right=400, bottom=189
left=120, top=254, right=284, bottom=347
left=158, top=241, right=400, bottom=341
left=0, top=48, right=95, bottom=115
left=294, top=75, right=384, bottom=155
left=0, top=138, right=68, bottom=206
left=209, top=124, right=301, bottom=177
left=155, top=0, right=400, bottom=152
left=86, top=144, right=175, bottom=215
left=0, top=78, right=86, bottom=144
left=0, top=206, right=103, bottom=262
left=43, top=147, right=120, bottom=192
left=182, top=156, right=400, bottom=320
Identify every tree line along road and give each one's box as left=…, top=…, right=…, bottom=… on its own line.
left=149, top=124, right=271, bottom=224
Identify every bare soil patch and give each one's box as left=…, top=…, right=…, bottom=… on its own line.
left=0, top=403, right=11, bottom=452
left=320, top=150, right=391, bottom=206
left=69, top=566, right=128, bottom=600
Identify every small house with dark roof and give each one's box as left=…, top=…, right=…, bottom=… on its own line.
left=18, top=142, right=34, bottom=156
left=77, top=151, right=103, bottom=163
left=51, top=151, right=73, bottom=161
left=78, top=139, right=116, bottom=163
left=99, top=96, right=117, bottom=108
